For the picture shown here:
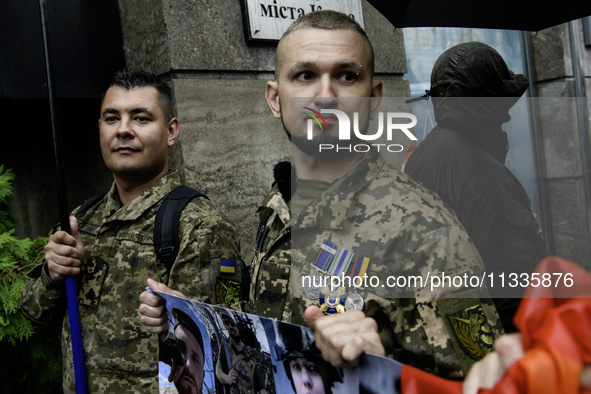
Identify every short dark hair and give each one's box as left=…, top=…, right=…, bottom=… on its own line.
left=102, top=68, right=175, bottom=121
left=282, top=10, right=369, bottom=42
left=277, top=10, right=375, bottom=75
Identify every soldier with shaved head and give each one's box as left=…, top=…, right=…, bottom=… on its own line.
left=252, top=10, right=503, bottom=379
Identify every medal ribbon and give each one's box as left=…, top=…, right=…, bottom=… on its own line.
left=312, top=239, right=372, bottom=286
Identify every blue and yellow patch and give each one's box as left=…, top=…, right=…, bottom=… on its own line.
left=220, top=259, right=236, bottom=274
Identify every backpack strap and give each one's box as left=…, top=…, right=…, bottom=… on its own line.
left=75, top=186, right=208, bottom=272
left=75, top=192, right=108, bottom=218
left=154, top=186, right=209, bottom=271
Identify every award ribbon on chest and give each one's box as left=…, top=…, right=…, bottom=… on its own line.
left=311, top=239, right=373, bottom=313
left=312, top=239, right=372, bottom=289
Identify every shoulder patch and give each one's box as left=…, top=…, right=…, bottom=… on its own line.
left=216, top=277, right=242, bottom=305
left=220, top=259, right=236, bottom=274
left=448, top=303, right=494, bottom=360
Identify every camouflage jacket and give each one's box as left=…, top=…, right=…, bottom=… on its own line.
left=250, top=152, right=503, bottom=379
left=219, top=342, right=265, bottom=393
left=19, top=170, right=245, bottom=393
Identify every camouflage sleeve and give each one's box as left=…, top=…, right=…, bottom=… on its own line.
left=371, top=224, right=504, bottom=379
left=18, top=262, right=68, bottom=326
left=167, top=198, right=247, bottom=307
left=417, top=224, right=503, bottom=375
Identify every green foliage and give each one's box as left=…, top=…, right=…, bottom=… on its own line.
left=0, top=165, right=15, bottom=234
left=0, top=165, right=61, bottom=393
left=0, top=230, right=46, bottom=343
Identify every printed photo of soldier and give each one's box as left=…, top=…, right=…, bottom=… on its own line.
left=213, top=307, right=274, bottom=394
left=159, top=307, right=212, bottom=394
left=276, top=322, right=345, bottom=394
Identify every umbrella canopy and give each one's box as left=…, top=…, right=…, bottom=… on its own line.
left=367, top=0, right=591, bottom=31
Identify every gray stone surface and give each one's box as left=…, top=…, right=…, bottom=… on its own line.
left=529, top=22, right=591, bottom=263
left=162, top=0, right=276, bottom=72
left=533, top=92, right=584, bottom=179
left=527, top=25, right=570, bottom=83
left=587, top=78, right=591, bottom=126
left=117, top=0, right=170, bottom=75
left=173, top=76, right=291, bottom=261
left=362, top=1, right=407, bottom=74
left=547, top=178, right=591, bottom=269
left=119, top=0, right=406, bottom=74
left=576, top=19, right=591, bottom=77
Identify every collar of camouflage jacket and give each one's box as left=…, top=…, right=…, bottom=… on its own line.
left=294, top=151, right=385, bottom=231
left=103, top=170, right=181, bottom=221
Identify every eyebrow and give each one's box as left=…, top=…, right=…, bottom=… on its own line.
left=290, top=61, right=317, bottom=72
left=101, top=107, right=154, bottom=118
left=289, top=61, right=363, bottom=73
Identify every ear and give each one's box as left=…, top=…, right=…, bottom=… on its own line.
left=266, top=81, right=282, bottom=119
left=370, top=80, right=384, bottom=120
left=167, top=118, right=180, bottom=147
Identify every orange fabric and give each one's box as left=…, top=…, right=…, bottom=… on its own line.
left=400, top=256, right=591, bottom=394
left=488, top=348, right=581, bottom=394
left=401, top=364, right=462, bottom=394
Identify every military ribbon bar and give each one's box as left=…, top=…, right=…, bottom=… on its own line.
left=312, top=240, right=372, bottom=286
left=312, top=240, right=337, bottom=272
left=347, top=254, right=372, bottom=281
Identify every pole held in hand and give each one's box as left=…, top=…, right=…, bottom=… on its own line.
left=38, top=1, right=87, bottom=392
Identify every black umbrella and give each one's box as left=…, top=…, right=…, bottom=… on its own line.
left=38, top=0, right=87, bottom=392
left=367, top=0, right=591, bottom=31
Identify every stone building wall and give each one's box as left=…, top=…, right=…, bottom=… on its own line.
left=528, top=20, right=591, bottom=268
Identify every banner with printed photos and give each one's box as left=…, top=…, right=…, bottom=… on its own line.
left=153, top=290, right=403, bottom=394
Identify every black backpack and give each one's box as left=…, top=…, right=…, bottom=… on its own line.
left=76, top=186, right=208, bottom=271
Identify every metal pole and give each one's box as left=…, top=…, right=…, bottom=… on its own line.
left=38, top=0, right=87, bottom=392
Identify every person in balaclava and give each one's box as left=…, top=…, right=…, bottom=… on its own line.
left=278, top=323, right=343, bottom=394
left=404, top=42, right=548, bottom=333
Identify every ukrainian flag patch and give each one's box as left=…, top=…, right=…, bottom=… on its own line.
left=220, top=259, right=236, bottom=274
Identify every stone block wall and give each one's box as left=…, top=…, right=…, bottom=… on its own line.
left=528, top=20, right=591, bottom=269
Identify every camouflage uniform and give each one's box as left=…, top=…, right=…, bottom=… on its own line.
left=19, top=170, right=245, bottom=393
left=250, top=152, right=503, bottom=379
left=218, top=343, right=265, bottom=394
